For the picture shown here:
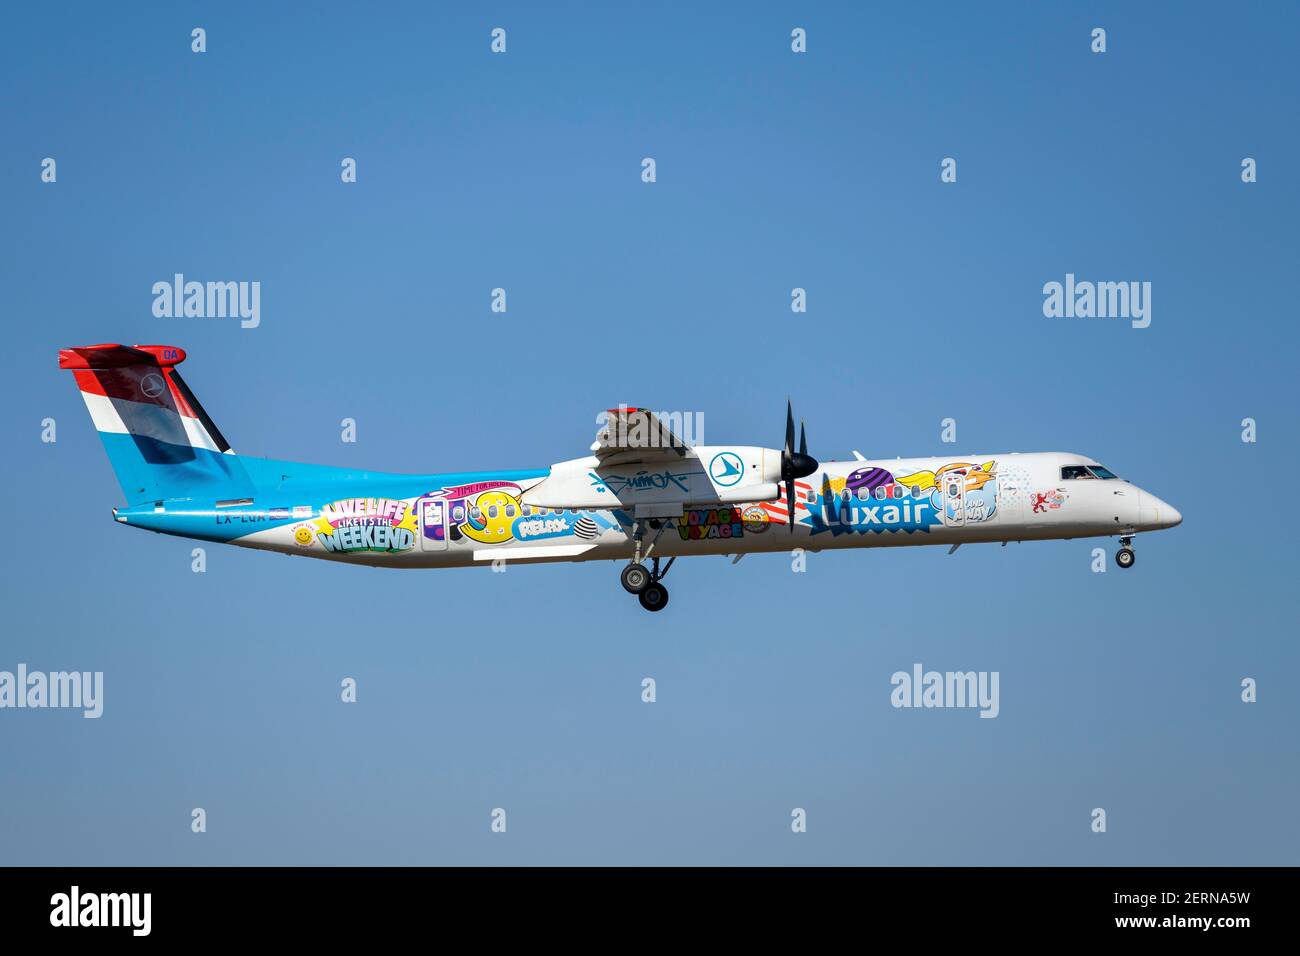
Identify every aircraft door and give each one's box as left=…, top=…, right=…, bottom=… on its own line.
left=941, top=472, right=965, bottom=527
left=420, top=499, right=448, bottom=551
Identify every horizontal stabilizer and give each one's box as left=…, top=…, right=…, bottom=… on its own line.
left=59, top=343, right=187, bottom=369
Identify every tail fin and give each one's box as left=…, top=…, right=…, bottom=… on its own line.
left=59, top=344, right=254, bottom=504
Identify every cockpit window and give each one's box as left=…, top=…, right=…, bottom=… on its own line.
left=1061, top=464, right=1122, bottom=480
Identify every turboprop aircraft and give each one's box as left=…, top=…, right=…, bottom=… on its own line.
left=60, top=343, right=1182, bottom=611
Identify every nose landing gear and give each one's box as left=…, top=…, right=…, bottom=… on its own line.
left=621, top=555, right=675, bottom=611
left=1116, top=536, right=1136, bottom=569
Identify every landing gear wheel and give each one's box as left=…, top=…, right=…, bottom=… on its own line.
left=621, top=563, right=651, bottom=594
left=638, top=582, right=669, bottom=612
left=1116, top=547, right=1135, bottom=569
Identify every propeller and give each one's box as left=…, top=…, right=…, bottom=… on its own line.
left=781, top=399, right=819, bottom=533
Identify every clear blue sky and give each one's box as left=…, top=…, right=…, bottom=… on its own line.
left=2, top=1, right=1296, bottom=864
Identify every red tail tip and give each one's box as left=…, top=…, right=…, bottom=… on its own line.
left=59, top=344, right=187, bottom=369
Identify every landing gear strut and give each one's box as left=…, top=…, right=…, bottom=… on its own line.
left=1116, top=536, right=1136, bottom=570
left=622, top=555, right=675, bottom=611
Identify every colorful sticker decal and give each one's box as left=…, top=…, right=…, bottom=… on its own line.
left=676, top=507, right=746, bottom=540
left=802, top=461, right=999, bottom=536
left=846, top=467, right=894, bottom=495
left=413, top=481, right=524, bottom=545
left=433, top=481, right=520, bottom=502
left=741, top=505, right=770, bottom=533
left=809, top=485, right=942, bottom=536
left=313, top=497, right=417, bottom=553
left=514, top=512, right=577, bottom=542
left=759, top=480, right=813, bottom=526
left=895, top=461, right=999, bottom=526
left=1031, top=489, right=1067, bottom=513
left=293, top=480, right=621, bottom=554
left=458, top=490, right=521, bottom=544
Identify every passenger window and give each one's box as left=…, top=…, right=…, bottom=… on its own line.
left=875, top=486, right=887, bottom=500
left=857, top=487, right=870, bottom=501
left=893, top=485, right=904, bottom=498
left=505, top=505, right=516, bottom=517
left=488, top=506, right=499, bottom=518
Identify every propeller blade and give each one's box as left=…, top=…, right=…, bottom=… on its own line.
left=786, top=478, right=796, bottom=534
left=781, top=401, right=819, bottom=489
left=784, top=399, right=795, bottom=455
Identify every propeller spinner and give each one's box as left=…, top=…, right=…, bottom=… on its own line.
left=781, top=400, right=819, bottom=533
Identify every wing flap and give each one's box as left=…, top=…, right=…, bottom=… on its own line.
left=592, top=406, right=689, bottom=460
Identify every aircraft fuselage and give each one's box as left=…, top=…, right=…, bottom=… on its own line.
left=112, top=450, right=1181, bottom=569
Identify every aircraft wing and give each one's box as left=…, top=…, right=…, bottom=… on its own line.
left=591, top=406, right=689, bottom=462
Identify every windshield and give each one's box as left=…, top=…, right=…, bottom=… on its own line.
left=1061, top=464, right=1123, bottom=480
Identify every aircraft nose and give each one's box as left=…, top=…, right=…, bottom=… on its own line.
left=1140, top=491, right=1182, bottom=530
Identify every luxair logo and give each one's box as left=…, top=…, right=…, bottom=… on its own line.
left=152, top=273, right=261, bottom=328
left=1042, top=273, right=1151, bottom=329
left=50, top=886, right=151, bottom=936
left=709, top=452, right=744, bottom=486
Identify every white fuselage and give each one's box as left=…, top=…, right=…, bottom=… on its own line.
left=169, top=450, right=1180, bottom=569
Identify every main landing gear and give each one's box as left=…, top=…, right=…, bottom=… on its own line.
left=1116, top=536, right=1136, bottom=570
left=620, top=515, right=675, bottom=612
left=621, top=555, right=675, bottom=612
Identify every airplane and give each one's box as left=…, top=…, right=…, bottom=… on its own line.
left=60, top=343, right=1183, bottom=611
